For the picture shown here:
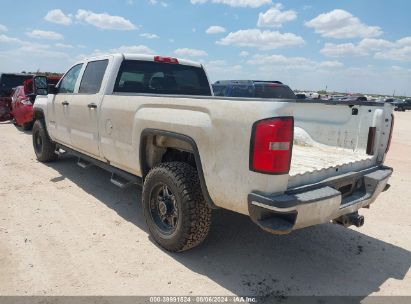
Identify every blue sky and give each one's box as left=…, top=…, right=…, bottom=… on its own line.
left=0, top=0, right=410, bottom=96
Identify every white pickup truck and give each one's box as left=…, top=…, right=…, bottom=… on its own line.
left=32, top=53, right=394, bottom=252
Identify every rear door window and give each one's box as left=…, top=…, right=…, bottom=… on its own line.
left=114, top=60, right=211, bottom=96
left=79, top=60, right=109, bottom=94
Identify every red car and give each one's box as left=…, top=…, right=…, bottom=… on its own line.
left=11, top=83, right=35, bottom=130
left=9, top=76, right=61, bottom=130
left=0, top=73, right=34, bottom=122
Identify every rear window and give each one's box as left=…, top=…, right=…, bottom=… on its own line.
left=254, top=84, right=296, bottom=99
left=212, top=85, right=226, bottom=96
left=0, top=74, right=33, bottom=97
left=114, top=60, right=212, bottom=96
left=230, top=85, right=254, bottom=97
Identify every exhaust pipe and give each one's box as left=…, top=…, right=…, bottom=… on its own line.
left=333, top=212, right=365, bottom=228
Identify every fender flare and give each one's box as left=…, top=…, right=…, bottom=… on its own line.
left=32, top=107, right=45, bottom=121
left=139, top=128, right=217, bottom=209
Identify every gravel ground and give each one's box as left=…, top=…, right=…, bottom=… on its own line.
left=0, top=113, right=410, bottom=299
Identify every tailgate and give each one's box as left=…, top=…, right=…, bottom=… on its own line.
left=288, top=100, right=393, bottom=188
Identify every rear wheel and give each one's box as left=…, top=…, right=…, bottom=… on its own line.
left=32, top=120, right=58, bottom=162
left=142, top=162, right=211, bottom=252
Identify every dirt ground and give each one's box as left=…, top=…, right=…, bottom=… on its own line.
left=0, top=112, right=410, bottom=298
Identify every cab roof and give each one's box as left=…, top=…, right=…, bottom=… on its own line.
left=79, top=53, right=203, bottom=68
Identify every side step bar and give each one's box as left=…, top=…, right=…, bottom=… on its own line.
left=110, top=173, right=135, bottom=189
left=77, top=158, right=92, bottom=169
left=56, top=144, right=142, bottom=188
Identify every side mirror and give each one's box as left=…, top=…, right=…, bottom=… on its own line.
left=47, top=84, right=58, bottom=95
left=33, top=76, right=48, bottom=95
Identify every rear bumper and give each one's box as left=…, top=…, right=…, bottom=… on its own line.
left=248, top=166, right=393, bottom=234
left=12, top=105, right=33, bottom=125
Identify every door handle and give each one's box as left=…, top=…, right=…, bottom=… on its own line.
left=62, top=101, right=69, bottom=106
left=88, top=103, right=97, bottom=109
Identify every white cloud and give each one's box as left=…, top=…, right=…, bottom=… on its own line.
left=375, top=37, right=411, bottom=61
left=149, top=0, right=169, bottom=6
left=201, top=59, right=245, bottom=80
left=247, top=54, right=343, bottom=70
left=305, top=9, right=382, bottom=39
left=26, top=30, right=63, bottom=40
left=0, top=43, right=72, bottom=73
left=257, top=3, right=297, bottom=28
left=206, top=26, right=226, bottom=34
left=239, top=51, right=249, bottom=56
left=0, top=34, right=23, bottom=44
left=191, top=0, right=272, bottom=8
left=44, top=9, right=72, bottom=25
left=321, top=39, right=394, bottom=57
left=174, top=48, right=208, bottom=57
left=321, top=37, right=411, bottom=61
left=55, top=43, right=74, bottom=49
left=0, top=24, right=8, bottom=32
left=375, top=46, right=411, bottom=62
left=217, top=29, right=304, bottom=50
left=75, top=9, right=137, bottom=30
left=78, top=45, right=156, bottom=59
left=321, top=43, right=368, bottom=57
left=140, top=33, right=160, bottom=39
left=111, top=45, right=155, bottom=54
left=319, top=61, right=344, bottom=68
left=397, top=37, right=411, bottom=47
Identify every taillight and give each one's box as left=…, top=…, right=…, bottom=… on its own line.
left=250, top=117, right=294, bottom=174
left=386, top=114, right=394, bottom=153
left=154, top=56, right=179, bottom=64
left=21, top=98, right=32, bottom=105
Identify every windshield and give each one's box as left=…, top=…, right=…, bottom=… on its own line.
left=114, top=60, right=212, bottom=96
left=254, top=84, right=296, bottom=99
left=0, top=74, right=33, bottom=97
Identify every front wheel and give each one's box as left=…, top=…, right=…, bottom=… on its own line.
left=142, top=162, right=211, bottom=252
left=32, top=120, right=58, bottom=162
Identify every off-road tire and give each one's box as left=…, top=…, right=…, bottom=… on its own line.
left=32, top=120, right=58, bottom=162
left=142, top=162, right=212, bottom=252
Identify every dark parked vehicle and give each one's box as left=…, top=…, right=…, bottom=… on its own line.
left=0, top=73, right=34, bottom=122
left=393, top=99, right=411, bottom=111
left=212, top=80, right=296, bottom=99
left=339, top=95, right=368, bottom=102
left=295, top=93, right=307, bottom=99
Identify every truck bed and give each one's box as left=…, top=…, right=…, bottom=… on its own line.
left=290, top=144, right=373, bottom=177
